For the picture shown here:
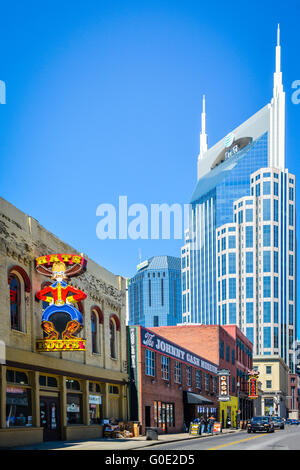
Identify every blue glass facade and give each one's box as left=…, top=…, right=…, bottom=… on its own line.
left=188, top=132, right=269, bottom=324
left=128, top=256, right=181, bottom=327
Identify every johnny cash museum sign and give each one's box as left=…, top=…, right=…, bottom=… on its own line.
left=141, top=327, right=218, bottom=374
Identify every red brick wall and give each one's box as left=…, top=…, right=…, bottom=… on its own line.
left=148, top=325, right=251, bottom=397
left=139, top=344, right=219, bottom=434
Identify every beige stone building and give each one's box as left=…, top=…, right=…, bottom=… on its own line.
left=253, top=355, right=289, bottom=418
left=0, top=197, right=129, bottom=447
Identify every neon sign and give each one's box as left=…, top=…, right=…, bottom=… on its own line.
left=248, top=369, right=259, bottom=399
left=35, top=254, right=87, bottom=352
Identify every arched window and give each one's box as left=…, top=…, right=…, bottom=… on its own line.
left=9, top=275, right=21, bottom=331
left=109, top=318, right=116, bottom=359
left=8, top=265, right=31, bottom=332
left=91, top=311, right=97, bottom=354
left=90, top=306, right=103, bottom=355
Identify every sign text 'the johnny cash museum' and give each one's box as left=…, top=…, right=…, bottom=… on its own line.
left=141, top=328, right=218, bottom=374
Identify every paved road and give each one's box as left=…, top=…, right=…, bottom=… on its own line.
left=145, top=425, right=300, bottom=451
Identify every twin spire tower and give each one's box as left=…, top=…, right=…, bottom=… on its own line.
left=198, top=25, right=285, bottom=170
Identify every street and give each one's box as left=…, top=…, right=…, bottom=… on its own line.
left=145, top=425, right=300, bottom=451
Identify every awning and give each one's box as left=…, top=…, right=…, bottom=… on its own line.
left=183, top=391, right=213, bottom=405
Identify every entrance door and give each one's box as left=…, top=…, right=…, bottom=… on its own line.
left=40, top=397, right=61, bottom=441
left=145, top=406, right=151, bottom=427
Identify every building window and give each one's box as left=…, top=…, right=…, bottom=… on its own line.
left=245, top=208, right=253, bottom=222
left=229, top=303, right=236, bottom=324
left=263, top=327, right=271, bottom=348
left=174, top=361, right=182, bottom=384
left=145, top=349, right=155, bottom=377
left=263, top=199, right=271, bottom=221
left=226, top=345, right=230, bottom=362
left=228, top=278, right=236, bottom=299
left=246, top=327, right=253, bottom=344
left=109, top=318, right=117, bottom=359
left=228, top=253, right=236, bottom=274
left=6, top=384, right=32, bottom=428
left=220, top=340, right=224, bottom=359
left=91, top=312, right=98, bottom=354
left=39, top=375, right=58, bottom=388
left=266, top=366, right=272, bottom=374
left=246, top=277, right=253, bottom=298
left=153, top=316, right=159, bottom=327
left=246, top=252, right=253, bottom=273
left=148, top=279, right=152, bottom=306
left=245, top=226, right=253, bottom=248
left=263, top=225, right=271, bottom=247
left=263, top=181, right=271, bottom=195
left=222, top=279, right=226, bottom=301
left=289, top=229, right=293, bottom=251
left=289, top=255, right=294, bottom=276
left=263, top=302, right=271, bottom=323
left=246, top=302, right=253, bottom=323
left=161, top=355, right=169, bottom=381
left=196, top=370, right=202, bottom=389
left=274, top=199, right=278, bottom=222
left=228, top=235, right=236, bottom=249
left=204, top=374, right=210, bottom=392
left=289, top=280, right=294, bottom=301
left=263, top=251, right=271, bottom=273
left=266, top=380, right=272, bottom=389
left=67, top=393, right=83, bottom=425
left=89, top=383, right=103, bottom=425
left=263, top=276, right=271, bottom=298
left=187, top=366, right=192, bottom=387
left=9, top=274, right=22, bottom=331
left=289, top=204, right=294, bottom=226
left=6, top=369, right=28, bottom=385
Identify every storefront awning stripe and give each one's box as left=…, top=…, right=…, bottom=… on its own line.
left=183, top=391, right=213, bottom=405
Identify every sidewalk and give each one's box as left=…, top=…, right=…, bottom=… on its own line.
left=6, top=428, right=243, bottom=451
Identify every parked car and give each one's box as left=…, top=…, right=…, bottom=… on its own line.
left=247, top=416, right=275, bottom=433
left=270, top=416, right=284, bottom=429
left=286, top=418, right=300, bottom=425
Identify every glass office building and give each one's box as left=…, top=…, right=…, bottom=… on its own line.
left=216, top=168, right=296, bottom=372
left=181, top=27, right=297, bottom=371
left=128, top=256, right=181, bottom=327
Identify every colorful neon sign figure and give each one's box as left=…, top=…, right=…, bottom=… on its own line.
left=35, top=254, right=87, bottom=351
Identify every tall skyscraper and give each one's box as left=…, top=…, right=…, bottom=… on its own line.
left=181, top=27, right=297, bottom=371
left=216, top=167, right=296, bottom=372
left=128, top=255, right=181, bottom=327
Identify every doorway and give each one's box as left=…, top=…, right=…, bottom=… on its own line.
left=40, top=396, right=61, bottom=441
left=145, top=406, right=151, bottom=427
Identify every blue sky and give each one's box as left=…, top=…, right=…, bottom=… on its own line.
left=0, top=0, right=300, bottom=331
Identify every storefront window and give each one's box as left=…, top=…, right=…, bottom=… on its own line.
left=89, top=382, right=103, bottom=424
left=153, top=401, right=175, bottom=431
left=66, top=393, right=83, bottom=425
left=6, top=386, right=32, bottom=427
left=89, top=395, right=103, bottom=424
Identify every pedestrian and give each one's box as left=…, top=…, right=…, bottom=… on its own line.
left=200, top=415, right=206, bottom=435
left=207, top=415, right=215, bottom=434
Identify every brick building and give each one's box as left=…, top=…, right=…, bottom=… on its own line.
left=0, top=197, right=128, bottom=448
left=128, top=326, right=219, bottom=434
left=150, top=325, right=253, bottom=427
